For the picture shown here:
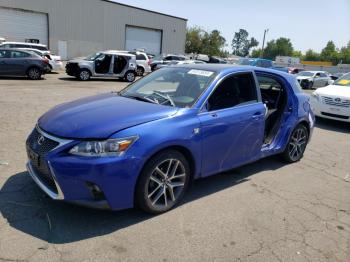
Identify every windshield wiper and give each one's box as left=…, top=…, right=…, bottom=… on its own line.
left=152, top=91, right=176, bottom=107
left=122, top=94, right=159, bottom=104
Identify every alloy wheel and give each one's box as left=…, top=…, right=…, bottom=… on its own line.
left=147, top=159, right=186, bottom=209
left=79, top=70, right=90, bottom=81
left=288, top=127, right=308, bottom=162
left=28, top=68, right=41, bottom=80
left=136, top=67, right=144, bottom=76
left=126, top=72, right=135, bottom=82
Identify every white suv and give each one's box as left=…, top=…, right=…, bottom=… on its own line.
left=120, top=51, right=151, bottom=76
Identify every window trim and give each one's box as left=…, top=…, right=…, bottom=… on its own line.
left=198, top=71, right=261, bottom=114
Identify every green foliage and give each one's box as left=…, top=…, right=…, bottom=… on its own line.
left=231, top=29, right=259, bottom=57
left=263, top=38, right=294, bottom=60
left=302, top=41, right=350, bottom=65
left=251, top=48, right=262, bottom=58
left=185, top=26, right=227, bottom=57
left=304, top=49, right=321, bottom=61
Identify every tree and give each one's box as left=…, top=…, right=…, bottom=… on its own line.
left=320, top=41, right=339, bottom=65
left=185, top=26, right=205, bottom=54
left=231, top=29, right=259, bottom=57
left=263, top=37, right=294, bottom=60
left=304, top=49, right=321, bottom=61
left=185, top=26, right=227, bottom=57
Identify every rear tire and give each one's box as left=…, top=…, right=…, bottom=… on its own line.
left=124, top=71, right=136, bottom=82
left=27, top=67, right=42, bottom=80
left=78, top=69, right=91, bottom=81
left=281, top=124, right=309, bottom=163
left=135, top=150, right=190, bottom=214
left=136, top=67, right=145, bottom=76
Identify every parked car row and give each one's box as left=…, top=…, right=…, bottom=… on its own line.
left=0, top=48, right=50, bottom=80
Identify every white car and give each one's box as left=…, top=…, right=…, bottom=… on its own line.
left=296, top=71, right=333, bottom=89
left=0, top=41, right=49, bottom=52
left=310, top=73, right=350, bottom=122
left=18, top=48, right=63, bottom=72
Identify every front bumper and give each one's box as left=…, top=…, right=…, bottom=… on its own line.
left=26, top=127, right=144, bottom=211
left=310, top=99, right=350, bottom=122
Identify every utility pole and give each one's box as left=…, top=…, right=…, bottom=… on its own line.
left=261, top=29, right=269, bottom=58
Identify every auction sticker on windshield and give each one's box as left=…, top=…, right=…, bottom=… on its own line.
left=188, top=69, right=214, bottom=77
left=338, top=79, right=350, bottom=85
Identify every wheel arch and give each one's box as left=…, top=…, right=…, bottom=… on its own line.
left=26, top=65, right=41, bottom=75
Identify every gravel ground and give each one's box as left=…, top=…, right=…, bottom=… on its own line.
left=0, top=72, right=349, bottom=262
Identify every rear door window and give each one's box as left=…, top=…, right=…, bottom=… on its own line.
left=0, top=50, right=11, bottom=58
left=208, top=72, right=258, bottom=111
left=11, top=51, right=31, bottom=58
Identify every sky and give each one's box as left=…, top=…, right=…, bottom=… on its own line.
left=115, top=0, right=350, bottom=53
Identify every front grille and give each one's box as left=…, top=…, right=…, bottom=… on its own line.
left=26, top=127, right=59, bottom=193
left=321, top=112, right=349, bottom=120
left=322, top=96, right=350, bottom=108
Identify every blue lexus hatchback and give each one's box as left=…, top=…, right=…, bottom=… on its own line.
left=26, top=65, right=314, bottom=214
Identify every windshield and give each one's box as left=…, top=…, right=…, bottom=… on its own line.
left=238, top=59, right=255, bottom=66
left=334, top=73, right=350, bottom=87
left=84, top=52, right=102, bottom=61
left=120, top=67, right=217, bottom=108
left=297, top=72, right=315, bottom=77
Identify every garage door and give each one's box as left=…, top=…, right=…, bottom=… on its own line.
left=0, top=7, right=48, bottom=46
left=125, top=26, right=162, bottom=55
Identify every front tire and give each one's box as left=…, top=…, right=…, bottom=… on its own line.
left=78, top=69, right=91, bottom=81
left=282, top=124, right=309, bottom=163
left=136, top=150, right=190, bottom=214
left=27, top=67, right=42, bottom=80
left=124, top=71, right=136, bottom=82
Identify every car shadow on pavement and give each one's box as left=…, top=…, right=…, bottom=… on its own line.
left=0, top=157, right=284, bottom=244
left=0, top=76, right=45, bottom=81
left=315, top=117, right=350, bottom=134
left=58, top=77, right=126, bottom=82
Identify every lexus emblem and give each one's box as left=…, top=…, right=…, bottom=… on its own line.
left=37, top=135, right=45, bottom=145
left=334, top=98, right=341, bottom=102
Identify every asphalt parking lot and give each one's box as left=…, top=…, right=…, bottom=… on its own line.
left=0, top=72, right=349, bottom=262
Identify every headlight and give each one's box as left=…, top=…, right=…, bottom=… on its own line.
left=69, top=136, right=138, bottom=157
left=311, top=92, right=320, bottom=102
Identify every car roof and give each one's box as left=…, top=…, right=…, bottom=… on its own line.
left=1, top=41, right=47, bottom=47
left=102, top=50, right=135, bottom=56
left=174, top=64, right=291, bottom=76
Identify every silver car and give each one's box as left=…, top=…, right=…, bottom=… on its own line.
left=66, top=51, right=137, bottom=81
left=296, top=71, right=333, bottom=89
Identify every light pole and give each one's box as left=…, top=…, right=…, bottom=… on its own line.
left=261, top=29, right=269, bottom=58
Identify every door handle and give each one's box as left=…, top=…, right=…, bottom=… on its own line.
left=252, top=112, right=263, bottom=120
left=211, top=113, right=218, bottom=118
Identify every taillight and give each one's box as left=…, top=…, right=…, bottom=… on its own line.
left=43, top=58, right=50, bottom=64
left=148, top=60, right=151, bottom=65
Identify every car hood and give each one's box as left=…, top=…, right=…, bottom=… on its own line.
left=67, top=58, right=87, bottom=63
left=38, top=93, right=178, bottom=139
left=315, top=85, right=350, bottom=99
left=297, top=76, right=313, bottom=80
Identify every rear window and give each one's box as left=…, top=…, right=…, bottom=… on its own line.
left=136, top=54, right=146, bottom=60
left=31, top=45, right=48, bottom=51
